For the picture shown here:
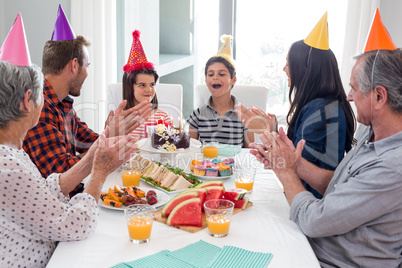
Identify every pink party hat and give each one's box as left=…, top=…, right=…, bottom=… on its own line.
left=0, top=13, right=31, bottom=66
left=51, top=4, right=76, bottom=41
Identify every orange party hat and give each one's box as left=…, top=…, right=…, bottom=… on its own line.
left=123, top=30, right=154, bottom=73
left=304, top=12, right=329, bottom=50
left=0, top=13, right=31, bottom=66
left=363, top=8, right=396, bottom=53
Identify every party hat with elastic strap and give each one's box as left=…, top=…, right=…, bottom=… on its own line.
left=216, top=34, right=235, bottom=69
left=304, top=12, right=329, bottom=50
left=123, top=30, right=154, bottom=73
left=51, top=4, right=76, bottom=41
left=363, top=8, right=396, bottom=53
left=0, top=13, right=31, bottom=66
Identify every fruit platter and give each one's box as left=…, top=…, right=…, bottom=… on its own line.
left=154, top=181, right=252, bottom=233
left=125, top=155, right=203, bottom=194
left=99, top=184, right=169, bottom=211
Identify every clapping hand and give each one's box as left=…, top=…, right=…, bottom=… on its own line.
left=105, top=100, right=152, bottom=137
left=235, top=104, right=278, bottom=133
left=250, top=127, right=303, bottom=175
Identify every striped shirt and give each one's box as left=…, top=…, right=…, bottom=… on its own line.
left=187, top=96, right=246, bottom=146
left=131, top=109, right=172, bottom=140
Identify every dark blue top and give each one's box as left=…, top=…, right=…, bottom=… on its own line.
left=292, top=98, right=347, bottom=199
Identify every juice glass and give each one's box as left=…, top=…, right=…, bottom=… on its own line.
left=203, top=141, right=219, bottom=158
left=204, top=199, right=234, bottom=238
left=121, top=169, right=141, bottom=187
left=234, top=167, right=256, bottom=192
left=124, top=204, right=155, bottom=244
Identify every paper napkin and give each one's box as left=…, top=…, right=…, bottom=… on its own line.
left=112, top=250, right=193, bottom=268
left=167, top=240, right=222, bottom=268
left=207, top=245, right=273, bottom=268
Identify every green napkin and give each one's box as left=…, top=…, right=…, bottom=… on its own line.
left=167, top=240, right=222, bottom=268
left=207, top=245, right=273, bottom=268
left=218, top=144, right=241, bottom=157
left=111, top=250, right=193, bottom=268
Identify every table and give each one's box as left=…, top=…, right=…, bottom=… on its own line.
left=47, top=149, right=320, bottom=268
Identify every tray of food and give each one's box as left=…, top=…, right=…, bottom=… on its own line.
left=99, top=185, right=170, bottom=211
left=125, top=155, right=203, bottom=194
left=154, top=182, right=252, bottom=233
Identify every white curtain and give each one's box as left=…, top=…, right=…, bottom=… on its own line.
left=70, top=0, right=117, bottom=133
left=340, top=0, right=380, bottom=90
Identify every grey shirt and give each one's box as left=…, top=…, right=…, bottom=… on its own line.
left=187, top=95, right=246, bottom=146
left=290, top=129, right=402, bottom=268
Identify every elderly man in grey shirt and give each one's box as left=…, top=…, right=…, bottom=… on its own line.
left=251, top=49, right=402, bottom=267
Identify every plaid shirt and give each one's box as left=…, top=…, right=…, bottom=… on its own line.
left=23, top=79, right=99, bottom=178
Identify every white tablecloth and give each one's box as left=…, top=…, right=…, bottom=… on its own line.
left=47, top=149, right=319, bottom=268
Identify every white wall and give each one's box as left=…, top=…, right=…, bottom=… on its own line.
left=0, top=0, right=71, bottom=67
left=381, top=0, right=402, bottom=47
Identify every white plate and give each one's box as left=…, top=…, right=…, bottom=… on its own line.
left=98, top=186, right=169, bottom=211
left=140, top=179, right=191, bottom=194
left=189, top=170, right=232, bottom=181
left=137, top=138, right=201, bottom=154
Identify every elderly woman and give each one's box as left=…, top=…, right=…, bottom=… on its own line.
left=0, top=61, right=138, bottom=266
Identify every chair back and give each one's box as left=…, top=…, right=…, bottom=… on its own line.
left=194, top=85, right=269, bottom=112
left=106, top=83, right=183, bottom=126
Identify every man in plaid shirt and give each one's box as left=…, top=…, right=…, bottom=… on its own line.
left=23, top=35, right=151, bottom=196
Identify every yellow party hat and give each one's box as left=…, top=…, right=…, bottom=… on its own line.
left=216, top=34, right=235, bottom=69
left=304, top=12, right=329, bottom=50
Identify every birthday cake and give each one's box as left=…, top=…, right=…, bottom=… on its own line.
left=151, top=122, right=190, bottom=151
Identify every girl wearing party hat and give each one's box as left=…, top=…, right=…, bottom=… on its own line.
left=122, top=30, right=172, bottom=139
left=237, top=12, right=355, bottom=198
left=188, top=35, right=254, bottom=147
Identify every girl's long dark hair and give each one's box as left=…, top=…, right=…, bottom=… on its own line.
left=286, top=40, right=355, bottom=152
left=122, top=68, right=159, bottom=110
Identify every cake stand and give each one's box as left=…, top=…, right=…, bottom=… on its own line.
left=136, top=138, right=202, bottom=168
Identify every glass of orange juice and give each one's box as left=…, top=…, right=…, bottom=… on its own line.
left=202, top=140, right=219, bottom=158
left=121, top=169, right=141, bottom=186
left=204, top=199, right=234, bottom=238
left=234, top=167, right=256, bottom=192
left=124, top=204, right=155, bottom=244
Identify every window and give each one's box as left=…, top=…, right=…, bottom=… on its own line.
left=235, top=0, right=348, bottom=121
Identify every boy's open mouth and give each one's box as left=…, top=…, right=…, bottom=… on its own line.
left=212, top=84, right=222, bottom=89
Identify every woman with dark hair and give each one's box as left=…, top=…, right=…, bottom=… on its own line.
left=236, top=16, right=355, bottom=198
left=122, top=30, right=172, bottom=139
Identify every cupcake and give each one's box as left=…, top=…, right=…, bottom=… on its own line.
left=215, top=162, right=226, bottom=167
left=212, top=158, right=221, bottom=164
left=201, top=159, right=212, bottom=166
left=190, top=159, right=202, bottom=171
left=219, top=165, right=231, bottom=176
left=194, top=165, right=206, bottom=176
left=206, top=167, right=218, bottom=177
left=222, top=157, right=234, bottom=165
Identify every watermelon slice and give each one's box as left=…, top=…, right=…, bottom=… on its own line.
left=224, top=188, right=247, bottom=201
left=181, top=188, right=208, bottom=211
left=195, top=181, right=223, bottom=188
left=161, top=191, right=199, bottom=218
left=167, top=198, right=202, bottom=227
left=204, top=186, right=225, bottom=202
left=234, top=196, right=249, bottom=209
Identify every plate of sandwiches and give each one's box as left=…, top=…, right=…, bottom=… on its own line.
left=127, top=155, right=203, bottom=194
left=136, top=138, right=201, bottom=154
